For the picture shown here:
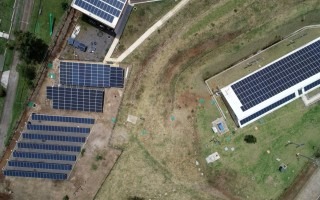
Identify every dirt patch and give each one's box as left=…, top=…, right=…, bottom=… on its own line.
left=176, top=91, right=200, bottom=109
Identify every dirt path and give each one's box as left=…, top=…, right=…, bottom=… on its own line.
left=103, top=0, right=191, bottom=63
left=0, top=0, right=34, bottom=155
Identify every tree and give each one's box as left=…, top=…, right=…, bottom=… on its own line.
left=17, top=62, right=36, bottom=86
left=244, top=135, right=257, bottom=144
left=128, top=197, right=145, bottom=200
left=0, top=85, right=6, bottom=97
left=63, top=195, right=69, bottom=200
left=10, top=31, right=48, bottom=64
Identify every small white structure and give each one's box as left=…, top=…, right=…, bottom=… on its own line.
left=0, top=32, right=9, bottom=39
left=127, top=114, right=138, bottom=124
left=206, top=152, right=220, bottom=164
left=71, top=25, right=81, bottom=39
left=1, top=70, right=10, bottom=89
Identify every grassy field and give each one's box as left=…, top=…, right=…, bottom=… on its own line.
left=0, top=0, right=14, bottom=32
left=29, top=0, right=70, bottom=43
left=112, top=0, right=177, bottom=56
left=5, top=77, right=30, bottom=146
left=94, top=0, right=320, bottom=199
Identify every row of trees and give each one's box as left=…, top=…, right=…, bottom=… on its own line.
left=7, top=31, right=48, bottom=87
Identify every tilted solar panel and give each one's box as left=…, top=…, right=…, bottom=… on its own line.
left=59, top=61, right=124, bottom=88
left=27, top=124, right=90, bottom=133
left=13, top=151, right=77, bottom=161
left=231, top=40, right=320, bottom=111
left=3, top=170, right=67, bottom=180
left=31, top=113, right=95, bottom=124
left=46, top=86, right=104, bottom=112
left=8, top=160, right=72, bottom=171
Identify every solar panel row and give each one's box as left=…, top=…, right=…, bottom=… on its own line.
left=240, top=93, right=296, bottom=125
left=13, top=151, right=77, bottom=161
left=59, top=61, right=124, bottom=88
left=18, top=143, right=81, bottom=152
left=23, top=133, right=86, bottom=143
left=75, top=0, right=115, bottom=23
left=8, top=160, right=72, bottom=171
left=47, top=86, right=104, bottom=112
left=304, top=79, right=320, bottom=92
left=231, top=40, right=320, bottom=111
left=102, top=0, right=125, bottom=10
left=3, top=170, right=67, bottom=180
left=31, top=113, right=95, bottom=124
left=27, top=124, right=90, bottom=133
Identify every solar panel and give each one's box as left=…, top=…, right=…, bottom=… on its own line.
left=27, top=124, right=90, bottom=133
left=8, top=160, right=72, bottom=171
left=47, top=86, right=104, bottom=112
left=18, top=143, right=81, bottom=152
left=13, top=151, right=77, bottom=161
left=231, top=40, right=320, bottom=111
left=240, top=93, right=296, bottom=125
left=31, top=113, right=95, bottom=124
left=60, top=61, right=124, bottom=88
left=304, top=79, right=320, bottom=92
left=73, top=0, right=126, bottom=24
left=23, top=133, right=86, bottom=143
left=3, top=170, right=67, bottom=180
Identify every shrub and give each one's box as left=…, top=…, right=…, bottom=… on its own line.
left=244, top=135, right=257, bottom=144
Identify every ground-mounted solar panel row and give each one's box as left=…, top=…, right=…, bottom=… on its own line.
left=47, top=86, right=104, bottom=112
left=231, top=40, right=320, bottom=111
left=23, top=133, right=86, bottom=143
left=27, top=124, right=90, bottom=133
left=59, top=61, right=124, bottom=88
left=4, top=170, right=67, bottom=180
left=13, top=151, right=77, bottom=161
left=8, top=160, right=72, bottom=171
left=3, top=114, right=94, bottom=180
left=31, top=113, right=95, bottom=124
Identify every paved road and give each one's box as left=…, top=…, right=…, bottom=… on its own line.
left=104, top=0, right=190, bottom=63
left=0, top=0, right=34, bottom=155
left=295, top=168, right=320, bottom=200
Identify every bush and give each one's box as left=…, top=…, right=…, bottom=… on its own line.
left=244, top=135, right=257, bottom=144
left=63, top=195, right=69, bottom=200
left=0, top=85, right=6, bottom=97
left=95, top=154, right=103, bottom=161
left=128, top=197, right=145, bottom=200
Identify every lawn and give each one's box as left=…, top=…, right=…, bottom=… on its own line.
left=113, top=0, right=177, bottom=56
left=28, top=0, right=71, bottom=44
left=0, top=0, right=15, bottom=32
left=197, top=96, right=320, bottom=198
left=5, top=76, right=30, bottom=146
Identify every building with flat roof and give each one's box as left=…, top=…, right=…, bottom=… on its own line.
left=221, top=37, right=320, bottom=128
left=71, top=0, right=129, bottom=29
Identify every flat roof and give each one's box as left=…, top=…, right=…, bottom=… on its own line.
left=221, top=36, right=320, bottom=125
left=71, top=0, right=128, bottom=28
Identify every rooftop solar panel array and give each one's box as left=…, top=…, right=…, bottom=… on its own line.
left=47, top=86, right=104, bottom=112
left=73, top=0, right=125, bottom=24
left=31, top=113, right=95, bottom=124
left=3, top=113, right=94, bottom=180
left=60, top=61, right=124, bottom=88
left=231, top=40, right=320, bottom=111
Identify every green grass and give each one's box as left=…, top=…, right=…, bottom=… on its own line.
left=197, top=98, right=320, bottom=198
left=0, top=97, right=5, bottom=118
left=3, top=49, right=14, bottom=71
left=184, top=0, right=245, bottom=38
left=0, top=0, right=14, bottom=32
left=0, top=39, right=7, bottom=54
left=29, top=0, right=70, bottom=43
left=5, top=77, right=30, bottom=146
